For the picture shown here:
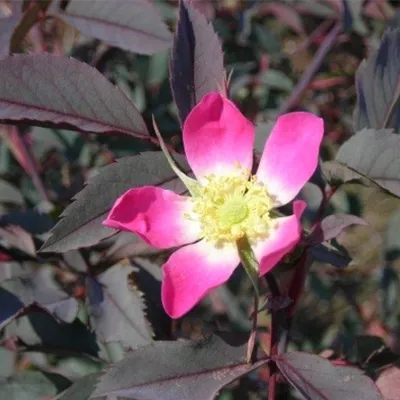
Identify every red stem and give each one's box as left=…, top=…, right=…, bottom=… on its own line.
left=289, top=19, right=333, bottom=56
left=247, top=293, right=259, bottom=363
left=1, top=126, right=50, bottom=202
left=286, top=184, right=337, bottom=320
left=278, top=21, right=342, bottom=115
left=311, top=185, right=337, bottom=230
left=268, top=314, right=279, bottom=399
left=265, top=273, right=281, bottom=399
left=286, top=252, right=311, bottom=319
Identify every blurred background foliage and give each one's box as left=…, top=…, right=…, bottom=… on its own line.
left=1, top=0, right=400, bottom=398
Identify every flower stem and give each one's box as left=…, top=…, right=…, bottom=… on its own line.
left=265, top=273, right=281, bottom=400
left=104, top=341, right=124, bottom=363
left=286, top=252, right=311, bottom=319
left=246, top=293, right=259, bottom=363
left=268, top=342, right=278, bottom=397
left=236, top=235, right=260, bottom=298
left=236, top=235, right=261, bottom=363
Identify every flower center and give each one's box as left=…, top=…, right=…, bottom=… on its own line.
left=218, top=196, right=249, bottom=227
left=188, top=169, right=276, bottom=245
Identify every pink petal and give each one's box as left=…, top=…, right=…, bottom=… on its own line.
left=256, top=112, right=324, bottom=206
left=162, top=240, right=240, bottom=318
left=183, top=93, right=255, bottom=180
left=254, top=200, right=306, bottom=276
left=103, top=186, right=201, bottom=249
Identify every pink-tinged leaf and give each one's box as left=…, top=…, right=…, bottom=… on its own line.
left=91, top=334, right=270, bottom=400
left=189, top=0, right=215, bottom=20
left=0, top=126, right=36, bottom=175
left=260, top=2, right=304, bottom=35
left=363, top=0, right=394, bottom=21
left=376, top=365, right=400, bottom=400
left=40, top=152, right=189, bottom=253
left=54, top=0, right=172, bottom=55
left=0, top=125, right=48, bottom=202
left=0, top=1, right=22, bottom=57
left=0, top=54, right=149, bottom=139
left=170, top=0, right=226, bottom=124
left=276, top=352, right=382, bottom=400
left=0, top=225, right=35, bottom=257
left=307, top=214, right=368, bottom=244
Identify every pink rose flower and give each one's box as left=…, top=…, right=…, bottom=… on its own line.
left=103, top=93, right=324, bottom=318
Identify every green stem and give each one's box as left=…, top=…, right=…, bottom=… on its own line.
left=236, top=235, right=260, bottom=298
left=246, top=293, right=259, bottom=363
left=236, top=235, right=261, bottom=363
left=104, top=342, right=124, bottom=363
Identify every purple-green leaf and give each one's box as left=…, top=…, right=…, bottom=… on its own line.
left=7, top=311, right=100, bottom=358
left=0, top=54, right=148, bottom=138
left=332, top=128, right=400, bottom=197
left=40, top=152, right=189, bottom=253
left=342, top=0, right=365, bottom=33
left=91, top=334, right=270, bottom=400
left=0, top=210, right=53, bottom=235
left=0, top=267, right=78, bottom=329
left=86, top=263, right=153, bottom=350
left=103, top=232, right=157, bottom=265
left=354, top=28, right=400, bottom=131
left=0, top=287, right=24, bottom=330
left=131, top=258, right=169, bottom=340
left=170, top=0, right=226, bottom=124
left=307, top=214, right=368, bottom=244
left=0, top=225, right=36, bottom=261
left=0, top=371, right=70, bottom=400
left=308, top=242, right=351, bottom=268
left=57, top=372, right=103, bottom=400
left=0, top=179, right=24, bottom=205
left=276, top=352, right=382, bottom=400
left=55, top=0, right=172, bottom=55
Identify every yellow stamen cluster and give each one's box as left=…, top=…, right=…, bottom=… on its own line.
left=188, top=169, right=276, bottom=246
